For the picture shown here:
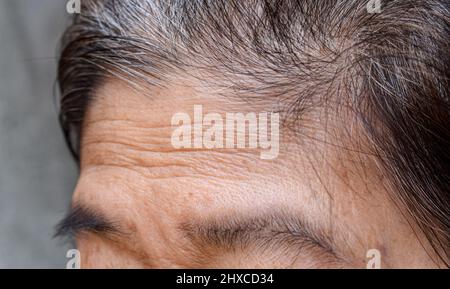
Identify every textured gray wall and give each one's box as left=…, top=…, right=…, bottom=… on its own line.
left=0, top=0, right=77, bottom=268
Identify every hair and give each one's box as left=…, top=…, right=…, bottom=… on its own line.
left=58, top=0, right=449, bottom=266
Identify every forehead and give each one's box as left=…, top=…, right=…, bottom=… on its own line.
left=77, top=79, right=329, bottom=228
left=73, top=79, right=430, bottom=267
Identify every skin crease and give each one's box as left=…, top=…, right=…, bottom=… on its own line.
left=73, top=76, right=440, bottom=269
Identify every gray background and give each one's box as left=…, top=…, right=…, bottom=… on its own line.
left=0, top=0, right=77, bottom=268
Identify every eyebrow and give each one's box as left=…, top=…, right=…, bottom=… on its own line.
left=179, top=212, right=342, bottom=261
left=55, top=204, right=344, bottom=264
left=54, top=204, right=122, bottom=240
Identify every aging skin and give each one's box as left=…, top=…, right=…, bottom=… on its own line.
left=69, top=77, right=439, bottom=268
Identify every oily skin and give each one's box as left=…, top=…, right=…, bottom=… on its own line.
left=72, top=78, right=440, bottom=268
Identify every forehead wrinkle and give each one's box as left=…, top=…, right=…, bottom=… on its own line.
left=79, top=81, right=283, bottom=179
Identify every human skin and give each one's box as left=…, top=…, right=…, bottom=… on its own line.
left=72, top=77, right=440, bottom=269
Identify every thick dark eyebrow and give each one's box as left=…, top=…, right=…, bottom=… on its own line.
left=54, top=204, right=122, bottom=240
left=179, top=212, right=343, bottom=262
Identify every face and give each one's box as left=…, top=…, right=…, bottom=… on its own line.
left=66, top=77, right=439, bottom=268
